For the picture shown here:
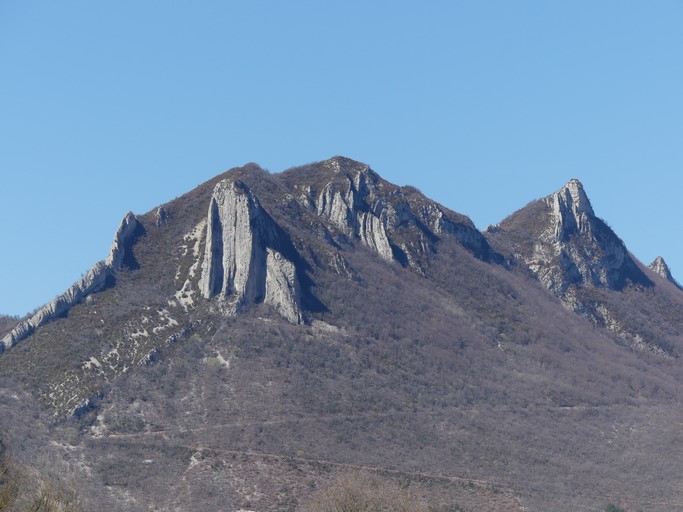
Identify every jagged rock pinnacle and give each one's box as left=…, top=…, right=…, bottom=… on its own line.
left=546, top=179, right=595, bottom=240
left=2, top=212, right=142, bottom=349
left=106, top=212, right=140, bottom=268
left=649, top=256, right=680, bottom=288
left=563, top=179, right=593, bottom=215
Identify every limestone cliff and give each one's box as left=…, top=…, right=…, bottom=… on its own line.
left=314, top=161, right=394, bottom=261
left=198, top=180, right=304, bottom=323
left=264, top=248, right=303, bottom=324
left=1, top=212, right=141, bottom=350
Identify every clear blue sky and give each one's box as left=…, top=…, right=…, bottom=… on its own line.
left=1, top=1, right=682, bottom=316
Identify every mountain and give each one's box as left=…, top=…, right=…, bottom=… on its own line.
left=1, top=157, right=683, bottom=512
left=485, top=179, right=683, bottom=356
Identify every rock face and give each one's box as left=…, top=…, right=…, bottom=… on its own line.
left=314, top=161, right=394, bottom=261
left=264, top=248, right=303, bottom=324
left=107, top=212, right=141, bottom=268
left=537, top=179, right=626, bottom=292
left=155, top=207, right=169, bottom=227
left=198, top=180, right=303, bottom=323
left=195, top=160, right=501, bottom=323
left=1, top=212, right=141, bottom=349
left=299, top=157, right=501, bottom=269
left=650, top=256, right=681, bottom=288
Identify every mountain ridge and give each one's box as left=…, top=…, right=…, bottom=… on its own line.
left=2, top=156, right=511, bottom=350
left=1, top=157, right=683, bottom=511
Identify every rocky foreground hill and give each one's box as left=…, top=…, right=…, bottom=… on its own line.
left=1, top=157, right=683, bottom=511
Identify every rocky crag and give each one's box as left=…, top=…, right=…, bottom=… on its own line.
left=486, top=179, right=650, bottom=294
left=198, top=179, right=304, bottom=323
left=650, top=256, right=682, bottom=289
left=484, top=179, right=680, bottom=354
left=284, top=157, right=502, bottom=272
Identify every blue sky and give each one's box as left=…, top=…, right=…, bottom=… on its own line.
left=1, top=1, right=682, bottom=316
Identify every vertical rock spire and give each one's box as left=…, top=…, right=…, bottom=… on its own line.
left=198, top=180, right=304, bottom=323
left=546, top=179, right=594, bottom=240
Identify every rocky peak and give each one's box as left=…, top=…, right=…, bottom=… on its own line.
left=485, top=178, right=656, bottom=352
left=649, top=256, right=681, bottom=288
left=561, top=179, right=592, bottom=212
left=546, top=179, right=595, bottom=241
left=488, top=180, right=646, bottom=294
left=106, top=212, right=141, bottom=268
left=530, top=179, right=648, bottom=293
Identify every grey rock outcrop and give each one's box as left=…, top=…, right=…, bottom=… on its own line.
left=305, top=157, right=501, bottom=268
left=315, top=162, right=394, bottom=261
left=485, top=179, right=659, bottom=353
left=155, top=207, right=169, bottom=227
left=198, top=180, right=304, bottom=323
left=548, top=179, right=594, bottom=240
left=526, top=179, right=648, bottom=294
left=107, top=212, right=140, bottom=268
left=264, top=248, right=303, bottom=323
left=649, top=256, right=681, bottom=288
left=1, top=212, right=141, bottom=350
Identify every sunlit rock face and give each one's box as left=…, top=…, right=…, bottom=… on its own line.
left=307, top=156, right=501, bottom=269
left=199, top=179, right=303, bottom=323
left=314, top=161, right=394, bottom=262
left=528, top=179, right=649, bottom=295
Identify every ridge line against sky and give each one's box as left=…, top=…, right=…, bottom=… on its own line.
left=1, top=1, right=682, bottom=315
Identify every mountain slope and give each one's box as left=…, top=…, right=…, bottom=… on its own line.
left=1, top=159, right=683, bottom=511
